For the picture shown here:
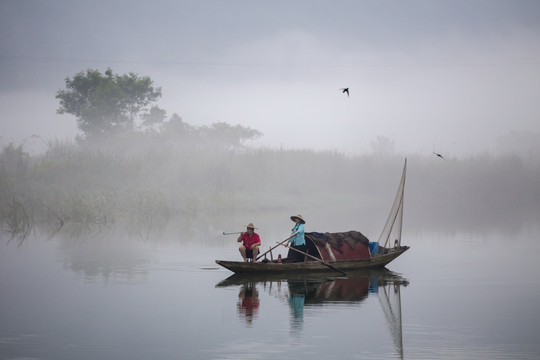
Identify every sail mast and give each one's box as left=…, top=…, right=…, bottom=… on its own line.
left=378, top=159, right=407, bottom=249
left=396, top=159, right=406, bottom=247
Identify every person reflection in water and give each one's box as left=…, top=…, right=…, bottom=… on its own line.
left=288, top=293, right=305, bottom=321
left=237, top=223, right=261, bottom=262
left=237, top=282, right=260, bottom=324
left=287, top=281, right=306, bottom=332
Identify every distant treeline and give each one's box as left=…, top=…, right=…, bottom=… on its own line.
left=1, top=131, right=539, bottom=243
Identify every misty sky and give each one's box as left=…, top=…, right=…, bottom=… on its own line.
left=1, top=0, right=540, bottom=155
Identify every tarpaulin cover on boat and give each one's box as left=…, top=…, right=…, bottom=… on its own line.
left=305, top=231, right=371, bottom=262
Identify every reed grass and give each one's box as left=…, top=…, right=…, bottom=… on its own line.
left=1, top=137, right=539, bottom=242
left=3, top=198, right=31, bottom=246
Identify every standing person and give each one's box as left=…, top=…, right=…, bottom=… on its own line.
left=237, top=223, right=261, bottom=263
left=286, top=214, right=307, bottom=263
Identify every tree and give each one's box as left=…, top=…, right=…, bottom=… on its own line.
left=141, top=106, right=167, bottom=128
left=161, top=114, right=195, bottom=139
left=370, top=136, right=396, bottom=156
left=56, top=68, right=163, bottom=139
left=159, top=116, right=262, bottom=151
left=199, top=122, right=263, bottom=149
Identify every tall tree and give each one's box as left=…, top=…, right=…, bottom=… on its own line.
left=56, top=68, right=162, bottom=139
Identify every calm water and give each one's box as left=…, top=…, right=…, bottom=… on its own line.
left=1, top=223, right=540, bottom=360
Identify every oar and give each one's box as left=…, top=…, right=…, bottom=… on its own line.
left=256, top=238, right=289, bottom=261
left=222, top=231, right=243, bottom=235
left=276, top=241, right=348, bottom=276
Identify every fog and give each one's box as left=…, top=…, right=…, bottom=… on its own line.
left=1, top=1, right=540, bottom=244
left=1, top=136, right=539, bottom=246
left=3, top=8, right=540, bottom=359
left=2, top=1, right=540, bottom=156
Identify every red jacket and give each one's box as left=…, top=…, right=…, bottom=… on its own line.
left=240, top=232, right=261, bottom=249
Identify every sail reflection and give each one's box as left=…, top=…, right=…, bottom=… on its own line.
left=378, top=281, right=404, bottom=359
left=217, top=269, right=409, bottom=357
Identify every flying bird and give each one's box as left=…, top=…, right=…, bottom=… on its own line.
left=340, top=88, right=349, bottom=97
left=433, top=152, right=446, bottom=160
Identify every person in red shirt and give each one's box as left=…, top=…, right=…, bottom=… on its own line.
left=237, top=223, right=261, bottom=262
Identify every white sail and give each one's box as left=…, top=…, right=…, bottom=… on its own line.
left=377, top=159, right=407, bottom=249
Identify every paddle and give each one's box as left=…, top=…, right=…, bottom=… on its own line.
left=222, top=231, right=243, bottom=235
left=256, top=238, right=289, bottom=261
left=276, top=241, right=348, bottom=276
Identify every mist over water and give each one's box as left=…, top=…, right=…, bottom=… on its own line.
left=1, top=134, right=539, bottom=360
left=2, top=214, right=540, bottom=359
left=2, top=2, right=540, bottom=358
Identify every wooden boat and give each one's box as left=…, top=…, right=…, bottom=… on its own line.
left=215, top=245, right=409, bottom=274
left=216, top=159, right=409, bottom=274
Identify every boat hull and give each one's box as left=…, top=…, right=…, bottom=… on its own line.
left=216, top=246, right=409, bottom=274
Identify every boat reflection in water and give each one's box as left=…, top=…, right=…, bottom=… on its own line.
left=217, top=268, right=409, bottom=357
